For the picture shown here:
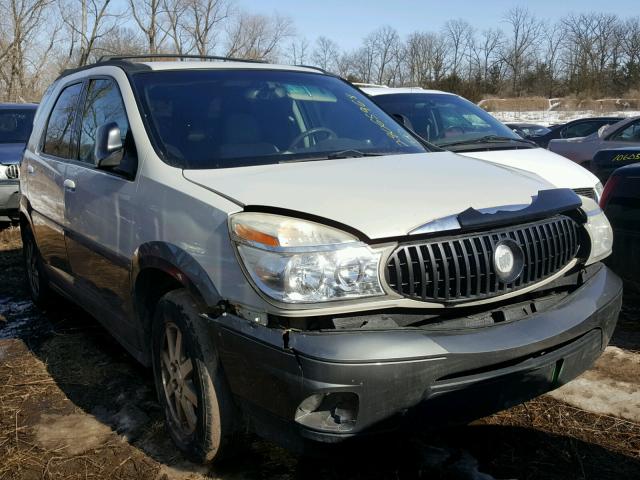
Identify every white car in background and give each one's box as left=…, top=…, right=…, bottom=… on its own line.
left=360, top=86, right=604, bottom=202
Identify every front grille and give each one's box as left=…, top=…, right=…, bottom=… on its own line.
left=386, top=215, right=580, bottom=303
left=5, top=164, right=19, bottom=180
left=572, top=188, right=595, bottom=200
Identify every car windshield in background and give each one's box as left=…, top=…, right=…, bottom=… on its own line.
left=133, top=70, right=426, bottom=169
left=371, top=93, right=526, bottom=150
left=518, top=125, right=551, bottom=137
left=0, top=109, right=35, bottom=144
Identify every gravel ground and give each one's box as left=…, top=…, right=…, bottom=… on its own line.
left=1, top=225, right=639, bottom=480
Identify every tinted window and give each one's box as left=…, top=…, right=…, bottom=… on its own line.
left=79, top=79, right=130, bottom=163
left=610, top=120, right=640, bottom=142
left=0, top=109, right=36, bottom=144
left=563, top=121, right=606, bottom=138
left=43, top=83, right=83, bottom=158
left=371, top=93, right=519, bottom=147
left=133, top=70, right=425, bottom=169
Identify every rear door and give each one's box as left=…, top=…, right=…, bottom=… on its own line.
left=63, top=77, right=140, bottom=347
left=27, top=81, right=84, bottom=278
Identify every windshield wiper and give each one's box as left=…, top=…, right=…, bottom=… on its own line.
left=326, top=150, right=383, bottom=159
left=438, top=135, right=537, bottom=148
left=280, top=150, right=382, bottom=163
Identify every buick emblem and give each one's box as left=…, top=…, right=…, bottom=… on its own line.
left=493, top=239, right=524, bottom=283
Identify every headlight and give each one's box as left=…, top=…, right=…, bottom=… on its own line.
left=594, top=182, right=604, bottom=204
left=230, top=213, right=384, bottom=303
left=583, top=204, right=613, bottom=265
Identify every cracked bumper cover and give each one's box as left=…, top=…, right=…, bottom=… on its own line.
left=205, top=264, right=622, bottom=445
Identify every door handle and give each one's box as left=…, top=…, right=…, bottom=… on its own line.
left=27, top=165, right=35, bottom=174
left=63, top=179, right=76, bottom=192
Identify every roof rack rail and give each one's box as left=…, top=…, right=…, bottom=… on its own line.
left=294, top=64, right=329, bottom=74
left=352, top=82, right=389, bottom=88
left=97, top=54, right=267, bottom=64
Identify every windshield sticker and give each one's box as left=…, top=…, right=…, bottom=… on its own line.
left=345, top=94, right=409, bottom=146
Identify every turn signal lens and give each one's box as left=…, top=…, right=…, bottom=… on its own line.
left=233, top=223, right=280, bottom=247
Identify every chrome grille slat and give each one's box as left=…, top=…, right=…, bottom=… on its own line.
left=386, top=215, right=580, bottom=303
left=5, top=164, right=19, bottom=179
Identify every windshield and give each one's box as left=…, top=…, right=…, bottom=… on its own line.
left=0, top=109, right=35, bottom=144
left=133, top=70, right=426, bottom=169
left=370, top=93, right=523, bottom=150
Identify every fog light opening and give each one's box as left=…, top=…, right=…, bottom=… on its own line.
left=295, top=392, right=359, bottom=432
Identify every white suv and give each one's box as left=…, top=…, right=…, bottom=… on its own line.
left=20, top=56, right=622, bottom=463
left=360, top=86, right=604, bottom=202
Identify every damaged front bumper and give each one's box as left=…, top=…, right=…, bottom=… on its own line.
left=204, top=263, right=622, bottom=448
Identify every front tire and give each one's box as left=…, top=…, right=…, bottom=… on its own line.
left=151, top=289, right=238, bottom=464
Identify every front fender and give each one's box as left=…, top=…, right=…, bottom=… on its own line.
left=132, top=241, right=221, bottom=309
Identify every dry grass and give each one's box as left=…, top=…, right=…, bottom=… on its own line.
left=0, top=226, right=21, bottom=250
left=480, top=96, right=551, bottom=111
left=479, top=95, right=640, bottom=112
left=485, top=397, right=640, bottom=458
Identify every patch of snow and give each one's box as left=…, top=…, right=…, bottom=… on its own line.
left=489, top=110, right=640, bottom=126
left=548, top=346, right=640, bottom=422
left=35, top=413, right=114, bottom=455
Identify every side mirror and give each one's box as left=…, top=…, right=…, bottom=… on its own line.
left=95, top=122, right=124, bottom=168
left=391, top=113, right=410, bottom=128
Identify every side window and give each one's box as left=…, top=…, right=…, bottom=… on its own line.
left=43, top=83, right=83, bottom=158
left=609, top=121, right=640, bottom=142
left=78, top=79, right=130, bottom=164
left=563, top=121, right=599, bottom=138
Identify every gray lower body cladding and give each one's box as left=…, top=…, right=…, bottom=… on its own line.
left=205, top=264, right=622, bottom=447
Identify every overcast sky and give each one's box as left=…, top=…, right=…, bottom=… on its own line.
left=237, top=0, right=640, bottom=50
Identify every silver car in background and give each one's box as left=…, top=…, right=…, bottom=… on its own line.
left=0, top=103, right=37, bottom=222
left=548, top=116, right=640, bottom=167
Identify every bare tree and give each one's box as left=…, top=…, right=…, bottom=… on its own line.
left=61, top=0, right=121, bottom=66
left=311, top=36, right=339, bottom=72
left=160, top=0, right=189, bottom=54
left=362, top=25, right=402, bottom=85
left=0, top=0, right=56, bottom=101
left=622, top=17, right=640, bottom=89
left=405, top=31, right=449, bottom=86
left=444, top=19, right=473, bottom=78
left=94, top=26, right=147, bottom=56
left=500, top=7, right=542, bottom=95
left=285, top=36, right=309, bottom=65
left=562, top=12, right=623, bottom=95
left=225, top=12, right=294, bottom=60
left=470, top=28, right=503, bottom=84
left=183, top=0, right=232, bottom=55
left=128, top=0, right=166, bottom=54
left=532, top=22, right=564, bottom=97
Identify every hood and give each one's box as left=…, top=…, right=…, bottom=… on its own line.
left=0, top=143, right=26, bottom=165
left=183, top=152, right=554, bottom=239
left=458, top=147, right=599, bottom=190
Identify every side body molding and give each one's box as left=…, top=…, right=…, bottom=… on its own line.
left=132, top=241, right=222, bottom=310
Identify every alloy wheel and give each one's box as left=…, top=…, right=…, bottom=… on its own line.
left=160, top=321, right=198, bottom=437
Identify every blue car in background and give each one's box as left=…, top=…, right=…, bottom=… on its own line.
left=0, top=103, right=37, bottom=222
